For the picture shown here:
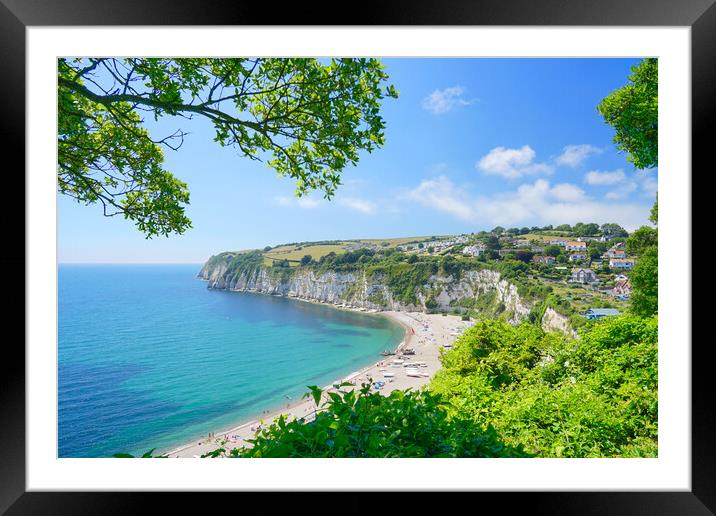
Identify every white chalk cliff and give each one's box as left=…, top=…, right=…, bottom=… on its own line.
left=198, top=254, right=573, bottom=333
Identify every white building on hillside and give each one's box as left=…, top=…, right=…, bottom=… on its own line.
left=570, top=267, right=599, bottom=284
left=462, top=244, right=487, bottom=257
left=609, top=258, right=635, bottom=270
left=605, top=248, right=626, bottom=259
left=565, top=241, right=587, bottom=251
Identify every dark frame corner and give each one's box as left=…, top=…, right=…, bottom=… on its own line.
left=2, top=0, right=712, bottom=513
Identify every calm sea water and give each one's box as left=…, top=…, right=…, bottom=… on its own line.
left=58, top=264, right=404, bottom=457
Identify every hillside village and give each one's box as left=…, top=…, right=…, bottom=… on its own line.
left=237, top=222, right=644, bottom=322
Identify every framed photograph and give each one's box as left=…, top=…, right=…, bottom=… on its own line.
left=3, top=0, right=711, bottom=512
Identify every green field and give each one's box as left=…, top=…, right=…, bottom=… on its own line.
left=523, top=233, right=572, bottom=243
left=262, top=236, right=436, bottom=265
left=264, top=244, right=348, bottom=265
left=353, top=236, right=433, bottom=247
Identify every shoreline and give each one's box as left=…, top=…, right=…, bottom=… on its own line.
left=165, top=303, right=472, bottom=458
left=164, top=306, right=408, bottom=457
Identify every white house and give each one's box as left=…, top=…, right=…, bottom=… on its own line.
left=565, top=241, right=587, bottom=251
left=570, top=267, right=599, bottom=284
left=605, top=248, right=626, bottom=259
left=462, top=244, right=487, bottom=257
left=609, top=258, right=635, bottom=270
left=569, top=253, right=588, bottom=262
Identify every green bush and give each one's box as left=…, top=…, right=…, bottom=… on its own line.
left=428, top=316, right=657, bottom=457
left=212, top=384, right=527, bottom=458
left=630, top=246, right=658, bottom=318
left=366, top=261, right=437, bottom=305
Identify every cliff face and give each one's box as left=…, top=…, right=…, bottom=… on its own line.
left=198, top=255, right=545, bottom=326
left=541, top=307, right=578, bottom=337
left=420, top=270, right=531, bottom=324
left=201, top=264, right=374, bottom=307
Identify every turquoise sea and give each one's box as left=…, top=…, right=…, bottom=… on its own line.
left=58, top=264, right=404, bottom=457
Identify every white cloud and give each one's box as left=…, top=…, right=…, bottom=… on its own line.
left=595, top=169, right=657, bottom=200
left=275, top=194, right=380, bottom=214
left=404, top=176, right=651, bottom=230
left=404, top=176, right=477, bottom=221
left=605, top=182, right=638, bottom=200
left=476, top=145, right=553, bottom=179
left=274, top=195, right=322, bottom=209
left=584, top=169, right=626, bottom=186
left=555, top=144, right=602, bottom=167
left=422, top=86, right=475, bottom=115
left=635, top=169, right=658, bottom=198
left=550, top=183, right=587, bottom=202
left=338, top=197, right=377, bottom=215
left=297, top=198, right=321, bottom=209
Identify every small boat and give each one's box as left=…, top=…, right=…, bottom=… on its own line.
left=380, top=350, right=396, bottom=356
left=405, top=369, right=422, bottom=377
left=382, top=371, right=395, bottom=378
left=401, top=348, right=416, bottom=355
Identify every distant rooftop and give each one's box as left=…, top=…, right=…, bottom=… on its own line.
left=585, top=308, right=621, bottom=316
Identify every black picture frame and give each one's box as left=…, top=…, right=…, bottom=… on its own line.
left=1, top=0, right=710, bottom=513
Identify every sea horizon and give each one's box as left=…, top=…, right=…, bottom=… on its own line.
left=58, top=262, right=205, bottom=265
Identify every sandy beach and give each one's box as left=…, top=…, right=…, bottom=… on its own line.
left=166, top=310, right=473, bottom=458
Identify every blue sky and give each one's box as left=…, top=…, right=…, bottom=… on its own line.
left=58, top=58, right=658, bottom=263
